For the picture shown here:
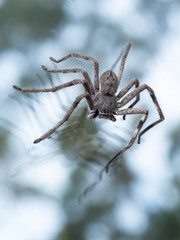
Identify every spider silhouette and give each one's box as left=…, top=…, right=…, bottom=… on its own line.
left=13, top=41, right=164, bottom=173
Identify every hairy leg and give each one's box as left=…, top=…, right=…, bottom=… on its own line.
left=117, top=84, right=165, bottom=142
left=117, top=78, right=140, bottom=119
left=33, top=92, right=92, bottom=143
left=105, top=108, right=148, bottom=173
left=41, top=66, right=95, bottom=96
left=13, top=79, right=94, bottom=110
left=117, top=41, right=132, bottom=85
left=50, top=53, right=99, bottom=92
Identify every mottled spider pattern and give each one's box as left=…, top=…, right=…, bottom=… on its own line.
left=13, top=41, right=165, bottom=173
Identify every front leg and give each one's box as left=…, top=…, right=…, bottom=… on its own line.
left=50, top=53, right=100, bottom=92
left=105, top=108, right=148, bottom=173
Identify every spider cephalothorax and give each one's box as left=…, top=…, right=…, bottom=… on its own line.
left=13, top=41, right=165, bottom=173
left=88, top=70, right=118, bottom=122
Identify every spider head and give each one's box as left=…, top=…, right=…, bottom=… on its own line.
left=100, top=70, right=118, bottom=95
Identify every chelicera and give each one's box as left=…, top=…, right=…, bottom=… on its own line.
left=13, top=41, right=165, bottom=173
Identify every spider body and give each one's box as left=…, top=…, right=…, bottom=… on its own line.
left=92, top=92, right=118, bottom=118
left=88, top=70, right=119, bottom=122
left=13, top=42, right=164, bottom=173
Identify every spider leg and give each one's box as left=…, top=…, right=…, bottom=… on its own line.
left=117, top=84, right=165, bottom=143
left=105, top=108, right=148, bottom=173
left=117, top=41, right=131, bottom=85
left=33, top=92, right=92, bottom=143
left=50, top=53, right=99, bottom=92
left=117, top=78, right=140, bottom=119
left=13, top=79, right=94, bottom=110
left=41, top=65, right=95, bottom=95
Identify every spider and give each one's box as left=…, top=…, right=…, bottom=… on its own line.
left=13, top=41, right=165, bottom=173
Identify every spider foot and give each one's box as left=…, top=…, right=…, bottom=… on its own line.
left=33, top=138, right=42, bottom=144
left=41, top=65, right=48, bottom=71
left=105, top=158, right=116, bottom=173
left=13, top=85, right=21, bottom=91
left=49, top=57, right=57, bottom=62
left=105, top=163, right=110, bottom=173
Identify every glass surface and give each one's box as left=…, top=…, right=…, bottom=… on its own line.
left=0, top=0, right=180, bottom=239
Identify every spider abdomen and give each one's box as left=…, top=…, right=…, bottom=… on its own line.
left=93, top=92, right=118, bottom=114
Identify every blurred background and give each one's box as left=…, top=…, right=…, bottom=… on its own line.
left=1, top=0, right=180, bottom=239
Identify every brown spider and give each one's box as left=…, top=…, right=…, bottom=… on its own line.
left=13, top=41, right=164, bottom=173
